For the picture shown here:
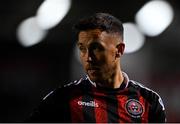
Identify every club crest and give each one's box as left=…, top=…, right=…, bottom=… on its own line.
left=125, top=99, right=144, bottom=118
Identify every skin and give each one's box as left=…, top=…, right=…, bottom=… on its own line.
left=77, top=29, right=125, bottom=89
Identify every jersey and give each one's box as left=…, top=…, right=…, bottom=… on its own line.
left=26, top=72, right=166, bottom=123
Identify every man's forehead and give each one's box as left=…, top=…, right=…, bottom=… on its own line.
left=78, top=29, right=122, bottom=45
left=78, top=29, right=103, bottom=39
left=79, top=29, right=121, bottom=39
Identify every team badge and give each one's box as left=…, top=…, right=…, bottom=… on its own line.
left=125, top=99, right=144, bottom=118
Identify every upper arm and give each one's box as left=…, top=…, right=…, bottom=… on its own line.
left=148, top=93, right=166, bottom=122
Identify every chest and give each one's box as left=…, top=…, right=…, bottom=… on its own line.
left=68, top=92, right=149, bottom=123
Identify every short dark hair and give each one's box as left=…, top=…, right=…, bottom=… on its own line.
left=73, top=13, right=124, bottom=40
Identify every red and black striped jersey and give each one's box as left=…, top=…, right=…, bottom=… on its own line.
left=26, top=72, right=166, bottom=123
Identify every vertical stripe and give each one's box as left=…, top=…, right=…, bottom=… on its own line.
left=117, top=95, right=132, bottom=122
left=69, top=96, right=84, bottom=122
left=105, top=94, right=119, bottom=123
left=93, top=89, right=108, bottom=123
left=81, top=84, right=96, bottom=123
left=139, top=96, right=149, bottom=123
left=94, top=98, right=108, bottom=123
left=82, top=94, right=96, bottom=122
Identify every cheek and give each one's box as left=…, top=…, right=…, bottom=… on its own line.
left=96, top=53, right=106, bottom=63
left=108, top=49, right=116, bottom=62
left=99, top=51, right=115, bottom=63
left=100, top=54, right=116, bottom=70
left=80, top=54, right=87, bottom=69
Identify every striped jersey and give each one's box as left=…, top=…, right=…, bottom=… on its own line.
left=26, top=72, right=166, bottom=123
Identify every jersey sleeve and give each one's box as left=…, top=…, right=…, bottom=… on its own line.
left=149, top=92, right=166, bottom=122
left=134, top=81, right=166, bottom=123
left=25, top=90, right=58, bottom=122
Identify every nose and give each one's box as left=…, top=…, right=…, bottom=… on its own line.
left=86, top=49, right=93, bottom=62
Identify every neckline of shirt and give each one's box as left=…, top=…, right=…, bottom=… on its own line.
left=86, top=71, right=129, bottom=91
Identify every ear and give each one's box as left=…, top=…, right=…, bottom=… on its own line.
left=116, top=43, right=125, bottom=58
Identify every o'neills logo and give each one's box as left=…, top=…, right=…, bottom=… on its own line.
left=77, top=101, right=99, bottom=107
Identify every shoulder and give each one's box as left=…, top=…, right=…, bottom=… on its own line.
left=128, top=80, right=165, bottom=110
left=129, top=80, right=166, bottom=122
left=42, top=78, right=86, bottom=101
left=61, top=78, right=84, bottom=88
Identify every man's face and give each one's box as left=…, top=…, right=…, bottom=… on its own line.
left=77, top=29, right=124, bottom=83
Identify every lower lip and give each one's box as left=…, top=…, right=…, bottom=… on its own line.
left=88, top=69, right=99, bottom=75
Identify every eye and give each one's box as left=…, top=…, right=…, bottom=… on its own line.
left=78, top=46, right=86, bottom=53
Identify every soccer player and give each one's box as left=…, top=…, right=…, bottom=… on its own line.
left=26, top=13, right=166, bottom=123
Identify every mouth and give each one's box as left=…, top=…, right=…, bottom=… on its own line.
left=87, top=67, right=100, bottom=75
left=86, top=63, right=100, bottom=74
left=87, top=66, right=100, bottom=71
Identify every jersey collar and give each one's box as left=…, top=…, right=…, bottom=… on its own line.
left=86, top=71, right=129, bottom=89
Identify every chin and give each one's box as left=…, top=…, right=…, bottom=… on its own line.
left=88, top=74, right=98, bottom=82
left=87, top=70, right=104, bottom=82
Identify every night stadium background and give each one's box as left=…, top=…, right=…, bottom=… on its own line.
left=0, top=0, right=180, bottom=122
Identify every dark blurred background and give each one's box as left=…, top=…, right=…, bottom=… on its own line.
left=0, top=0, right=180, bottom=122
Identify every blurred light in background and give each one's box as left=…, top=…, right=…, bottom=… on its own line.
left=135, top=0, right=174, bottom=37
left=16, top=0, right=71, bottom=47
left=36, top=0, right=71, bottom=30
left=17, top=17, right=47, bottom=47
left=123, top=22, right=145, bottom=53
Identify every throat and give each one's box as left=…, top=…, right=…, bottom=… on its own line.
left=97, top=71, right=124, bottom=89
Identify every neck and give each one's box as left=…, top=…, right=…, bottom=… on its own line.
left=113, top=69, right=124, bottom=89
left=97, top=65, right=124, bottom=89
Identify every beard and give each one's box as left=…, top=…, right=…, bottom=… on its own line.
left=87, top=64, right=116, bottom=85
